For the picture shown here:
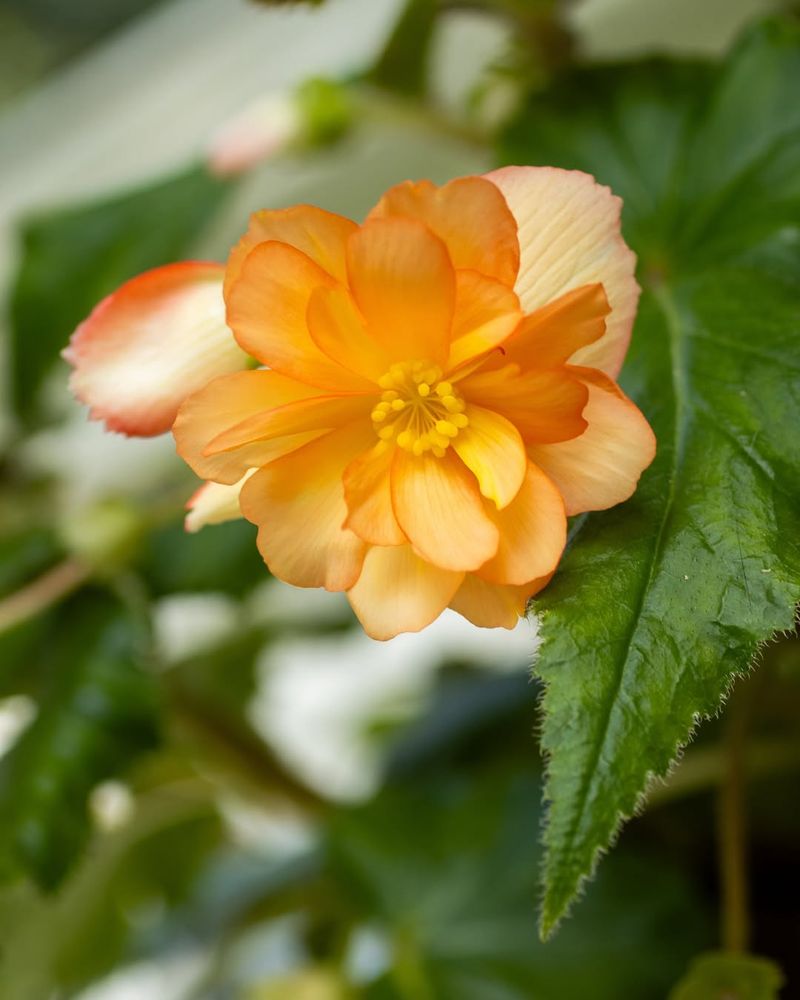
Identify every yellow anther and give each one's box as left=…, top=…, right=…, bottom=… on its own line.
left=431, top=432, right=451, bottom=449
left=378, top=426, right=396, bottom=440
left=371, top=409, right=387, bottom=422
left=452, top=413, right=469, bottom=428
left=435, top=420, right=459, bottom=438
left=396, top=429, right=413, bottom=449
left=435, top=381, right=452, bottom=397
left=412, top=439, right=426, bottom=456
left=391, top=398, right=406, bottom=411
left=378, top=373, right=395, bottom=389
left=381, top=389, right=399, bottom=401
left=442, top=395, right=461, bottom=412
left=432, top=446, right=446, bottom=458
left=417, top=383, right=431, bottom=397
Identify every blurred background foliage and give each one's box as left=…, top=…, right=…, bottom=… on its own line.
left=0, top=0, right=798, bottom=997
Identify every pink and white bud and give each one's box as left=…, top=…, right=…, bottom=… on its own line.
left=207, top=94, right=301, bottom=177
left=184, top=469, right=256, bottom=533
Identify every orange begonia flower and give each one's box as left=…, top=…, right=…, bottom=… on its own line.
left=65, top=167, right=656, bottom=639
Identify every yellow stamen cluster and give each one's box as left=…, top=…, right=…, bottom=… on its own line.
left=371, top=360, right=469, bottom=457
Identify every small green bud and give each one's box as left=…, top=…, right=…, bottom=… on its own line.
left=294, top=77, right=354, bottom=148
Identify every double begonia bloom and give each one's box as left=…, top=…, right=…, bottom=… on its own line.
left=65, top=167, right=655, bottom=639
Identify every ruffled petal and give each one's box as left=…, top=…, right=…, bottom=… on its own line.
left=239, top=422, right=373, bottom=590
left=64, top=262, right=247, bottom=437
left=343, top=443, right=407, bottom=546
left=184, top=472, right=255, bottom=532
left=501, top=283, right=610, bottom=370
left=527, top=367, right=656, bottom=515
left=447, top=270, right=521, bottom=371
left=485, top=167, right=639, bottom=377
left=226, top=241, right=373, bottom=391
left=224, top=204, right=356, bottom=296
left=452, top=405, right=526, bottom=509
left=307, top=284, right=389, bottom=382
left=368, top=176, right=519, bottom=286
left=391, top=449, right=499, bottom=571
left=460, top=366, right=588, bottom=444
left=347, top=544, right=463, bottom=640
left=173, top=369, right=322, bottom=484
left=449, top=574, right=542, bottom=629
left=478, top=463, right=566, bottom=586
left=203, top=393, right=372, bottom=456
left=346, top=217, right=455, bottom=367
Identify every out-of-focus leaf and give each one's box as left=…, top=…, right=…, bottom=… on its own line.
left=248, top=969, right=347, bottom=1000
left=327, top=771, right=710, bottom=999
left=368, top=0, right=437, bottom=97
left=9, top=166, right=228, bottom=421
left=137, top=515, right=265, bottom=597
left=0, top=529, right=62, bottom=695
left=0, top=593, right=160, bottom=888
left=669, top=952, right=784, bottom=1000
left=0, top=786, right=221, bottom=1000
left=499, top=18, right=800, bottom=935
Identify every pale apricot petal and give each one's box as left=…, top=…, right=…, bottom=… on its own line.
left=368, top=176, right=519, bottom=286
left=226, top=241, right=373, bottom=391
left=461, top=366, right=588, bottom=444
left=239, top=423, right=373, bottom=591
left=224, top=204, right=356, bottom=296
left=347, top=545, right=463, bottom=641
left=184, top=471, right=255, bottom=533
left=391, top=449, right=499, bottom=572
left=173, top=369, right=322, bottom=484
left=452, top=406, right=526, bottom=509
left=447, top=270, right=522, bottom=370
left=527, top=367, right=656, bottom=515
left=203, top=393, right=372, bottom=456
left=64, top=262, right=247, bottom=437
left=478, top=463, right=567, bottom=586
left=502, top=283, right=609, bottom=371
left=307, top=285, right=389, bottom=382
left=343, top=443, right=407, bottom=546
left=449, top=574, right=540, bottom=630
left=346, top=217, right=455, bottom=366
left=485, top=167, right=639, bottom=377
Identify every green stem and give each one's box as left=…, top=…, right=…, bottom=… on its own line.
left=718, top=679, right=753, bottom=953
left=0, top=558, right=89, bottom=635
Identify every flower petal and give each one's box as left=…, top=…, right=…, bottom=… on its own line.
left=307, top=284, right=390, bottom=382
left=64, top=262, right=247, bottom=437
left=461, top=366, right=588, bottom=444
left=203, top=393, right=372, bottom=456
left=239, top=422, right=373, bottom=590
left=485, top=167, right=639, bottom=377
left=347, top=544, right=463, bottom=640
left=447, top=270, right=521, bottom=370
left=449, top=574, right=541, bottom=629
left=226, top=241, right=373, bottom=391
left=452, top=405, right=526, bottom=509
left=478, top=463, right=566, bottom=586
left=184, top=472, right=255, bottom=533
left=391, top=449, right=499, bottom=571
left=343, top=443, right=407, bottom=546
left=224, top=204, right=356, bottom=296
left=502, top=283, right=610, bottom=370
left=527, top=367, right=656, bottom=515
left=368, top=176, right=520, bottom=286
left=174, top=369, right=322, bottom=484
left=346, top=217, right=455, bottom=367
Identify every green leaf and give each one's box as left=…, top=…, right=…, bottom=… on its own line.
left=368, top=0, right=438, bottom=97
left=499, top=18, right=800, bottom=935
left=669, top=952, right=784, bottom=1000
left=327, top=770, right=710, bottom=1000
left=9, top=165, right=228, bottom=421
left=0, top=593, right=160, bottom=888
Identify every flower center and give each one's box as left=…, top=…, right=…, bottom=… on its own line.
left=371, top=360, right=469, bottom=457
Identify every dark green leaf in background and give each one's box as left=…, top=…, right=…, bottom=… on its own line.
left=669, top=951, right=784, bottom=1000
left=0, top=593, right=160, bottom=888
left=499, top=18, right=800, bottom=935
left=368, top=0, right=438, bottom=97
left=9, top=165, right=229, bottom=422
